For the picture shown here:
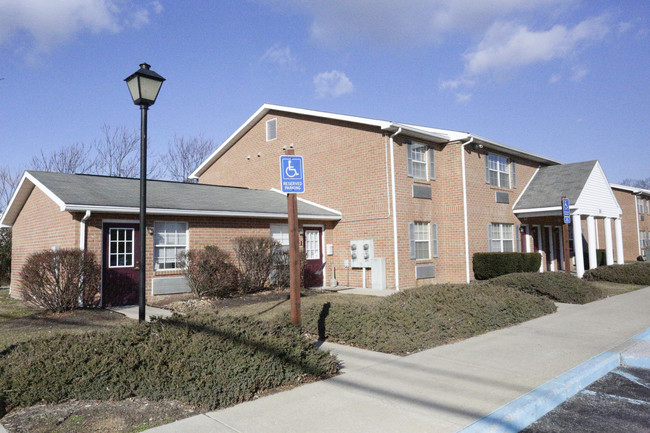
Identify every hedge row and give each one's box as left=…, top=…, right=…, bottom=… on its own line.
left=0, top=314, right=338, bottom=416
left=583, top=262, right=650, bottom=285
left=301, top=284, right=556, bottom=355
left=486, top=272, right=605, bottom=304
left=473, top=252, right=542, bottom=280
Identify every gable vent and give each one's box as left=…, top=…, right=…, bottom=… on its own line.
left=266, top=118, right=277, bottom=142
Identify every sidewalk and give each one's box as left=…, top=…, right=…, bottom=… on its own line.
left=145, top=287, right=650, bottom=433
left=107, top=304, right=174, bottom=321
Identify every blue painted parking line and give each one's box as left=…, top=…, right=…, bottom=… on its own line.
left=458, top=327, right=650, bottom=433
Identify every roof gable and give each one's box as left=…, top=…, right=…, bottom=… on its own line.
left=514, top=161, right=621, bottom=217
left=0, top=171, right=341, bottom=227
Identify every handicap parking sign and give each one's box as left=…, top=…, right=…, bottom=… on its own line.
left=280, top=155, right=305, bottom=193
left=562, top=197, right=571, bottom=223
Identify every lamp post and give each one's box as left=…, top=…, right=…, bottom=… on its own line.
left=125, top=63, right=165, bottom=323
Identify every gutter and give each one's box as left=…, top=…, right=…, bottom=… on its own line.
left=460, top=137, right=473, bottom=283
left=79, top=210, right=91, bottom=250
left=390, top=128, right=402, bottom=290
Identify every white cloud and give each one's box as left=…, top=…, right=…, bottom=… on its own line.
left=279, top=0, right=569, bottom=47
left=570, top=66, right=587, bottom=82
left=455, top=93, right=472, bottom=103
left=549, top=73, right=562, bottom=83
left=0, top=0, right=162, bottom=57
left=260, top=44, right=298, bottom=69
left=313, top=70, right=354, bottom=98
left=463, top=16, right=608, bottom=77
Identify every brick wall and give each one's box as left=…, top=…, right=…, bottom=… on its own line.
left=613, top=189, right=650, bottom=261
left=10, top=187, right=79, bottom=299
left=198, top=111, right=557, bottom=288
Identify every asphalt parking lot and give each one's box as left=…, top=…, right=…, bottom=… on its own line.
left=521, top=366, right=650, bottom=433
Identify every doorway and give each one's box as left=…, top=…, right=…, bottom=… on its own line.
left=102, top=222, right=140, bottom=306
left=303, top=228, right=323, bottom=287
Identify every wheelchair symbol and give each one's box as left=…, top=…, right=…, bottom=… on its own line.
left=285, top=160, right=300, bottom=178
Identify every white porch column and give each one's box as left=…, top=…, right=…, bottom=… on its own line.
left=615, top=218, right=624, bottom=264
left=547, top=226, right=555, bottom=271
left=558, top=227, right=565, bottom=271
left=586, top=215, right=597, bottom=269
left=573, top=215, right=585, bottom=278
left=604, top=217, right=614, bottom=265
left=536, top=226, right=543, bottom=272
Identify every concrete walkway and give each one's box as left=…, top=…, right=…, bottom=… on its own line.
left=144, top=287, right=650, bottom=433
left=107, top=305, right=174, bottom=321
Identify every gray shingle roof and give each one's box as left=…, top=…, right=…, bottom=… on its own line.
left=28, top=171, right=340, bottom=219
left=513, top=161, right=597, bottom=210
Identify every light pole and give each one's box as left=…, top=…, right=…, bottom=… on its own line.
left=124, top=63, right=165, bottom=323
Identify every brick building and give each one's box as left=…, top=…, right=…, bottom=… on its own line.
left=191, top=104, right=633, bottom=288
left=1, top=104, right=644, bottom=305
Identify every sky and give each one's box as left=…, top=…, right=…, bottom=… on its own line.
left=0, top=0, right=648, bottom=184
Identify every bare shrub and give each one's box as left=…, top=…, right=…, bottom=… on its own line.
left=20, top=249, right=100, bottom=312
left=233, top=237, right=284, bottom=293
left=271, top=250, right=306, bottom=290
left=178, top=246, right=240, bottom=298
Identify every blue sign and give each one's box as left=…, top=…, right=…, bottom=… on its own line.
left=280, top=155, right=305, bottom=193
left=562, top=197, right=571, bottom=224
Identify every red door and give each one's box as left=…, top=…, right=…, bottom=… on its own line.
left=102, top=223, right=140, bottom=306
left=303, top=228, right=323, bottom=288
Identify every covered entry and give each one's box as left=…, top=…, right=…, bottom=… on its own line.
left=513, top=161, right=624, bottom=277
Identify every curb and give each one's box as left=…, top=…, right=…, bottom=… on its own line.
left=458, top=328, right=650, bottom=433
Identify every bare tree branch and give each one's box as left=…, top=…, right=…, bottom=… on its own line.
left=30, top=143, right=96, bottom=174
left=93, top=124, right=163, bottom=179
left=620, top=177, right=650, bottom=189
left=0, top=166, right=22, bottom=213
left=160, top=134, right=215, bottom=182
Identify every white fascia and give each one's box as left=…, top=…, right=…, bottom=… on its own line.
left=512, top=166, right=540, bottom=210
left=270, top=188, right=342, bottom=216
left=0, top=171, right=66, bottom=227
left=63, top=205, right=342, bottom=221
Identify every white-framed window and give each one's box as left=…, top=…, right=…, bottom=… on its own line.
left=266, top=118, right=277, bottom=142
left=154, top=221, right=188, bottom=270
left=409, top=221, right=437, bottom=260
left=638, top=198, right=644, bottom=214
left=108, top=228, right=134, bottom=268
left=407, top=142, right=435, bottom=181
left=486, top=153, right=511, bottom=188
left=488, top=223, right=515, bottom=252
left=270, top=223, right=289, bottom=250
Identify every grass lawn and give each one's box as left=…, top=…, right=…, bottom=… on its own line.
left=588, top=281, right=646, bottom=297
left=0, top=288, right=131, bottom=352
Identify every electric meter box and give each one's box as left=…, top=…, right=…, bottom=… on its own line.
left=350, top=239, right=374, bottom=268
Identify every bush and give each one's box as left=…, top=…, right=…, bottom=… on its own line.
left=0, top=228, right=10, bottom=286
left=271, top=250, right=307, bottom=290
left=583, top=262, right=650, bottom=285
left=233, top=237, right=284, bottom=293
left=302, top=284, right=556, bottom=355
left=486, top=272, right=605, bottom=304
left=19, top=249, right=100, bottom=312
left=473, top=252, right=541, bottom=280
left=584, top=249, right=607, bottom=268
left=0, top=314, right=338, bottom=416
left=178, top=246, right=240, bottom=298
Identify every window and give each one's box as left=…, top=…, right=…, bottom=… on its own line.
left=409, top=222, right=435, bottom=260
left=486, top=153, right=511, bottom=188
left=154, top=222, right=188, bottom=270
left=266, top=118, right=277, bottom=141
left=270, top=224, right=289, bottom=250
left=109, top=228, right=134, bottom=268
left=407, top=142, right=435, bottom=181
left=489, top=223, right=514, bottom=252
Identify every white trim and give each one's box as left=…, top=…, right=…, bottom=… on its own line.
left=1, top=172, right=66, bottom=227
left=64, top=204, right=341, bottom=220
left=390, top=128, right=401, bottom=290
left=79, top=210, right=91, bottom=250
left=610, top=183, right=650, bottom=195
left=461, top=138, right=472, bottom=283
left=545, top=225, right=555, bottom=271
left=107, top=227, right=136, bottom=268
left=471, top=135, right=562, bottom=165
left=102, top=218, right=139, bottom=224
left=303, top=223, right=326, bottom=286
left=153, top=221, right=189, bottom=271
left=270, top=188, right=343, bottom=216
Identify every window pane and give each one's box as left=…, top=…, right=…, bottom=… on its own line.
left=110, top=255, right=117, bottom=267
left=415, top=242, right=429, bottom=260
left=503, top=240, right=514, bottom=252
left=500, top=172, right=510, bottom=188
left=491, top=240, right=501, bottom=252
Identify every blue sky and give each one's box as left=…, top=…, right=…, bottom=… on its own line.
left=0, top=0, right=648, bottom=183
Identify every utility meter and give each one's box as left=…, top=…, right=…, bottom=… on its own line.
left=350, top=239, right=374, bottom=268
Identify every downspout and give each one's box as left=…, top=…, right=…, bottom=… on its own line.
left=79, top=210, right=91, bottom=250
left=460, top=137, right=474, bottom=283
left=390, top=128, right=402, bottom=290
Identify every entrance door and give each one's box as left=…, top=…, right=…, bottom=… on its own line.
left=102, top=223, right=140, bottom=306
left=303, top=228, right=323, bottom=287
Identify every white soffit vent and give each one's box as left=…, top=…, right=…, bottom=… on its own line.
left=266, top=118, right=277, bottom=142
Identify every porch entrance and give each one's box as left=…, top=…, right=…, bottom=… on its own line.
left=102, top=222, right=140, bottom=306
